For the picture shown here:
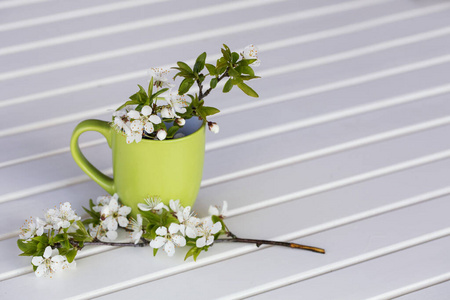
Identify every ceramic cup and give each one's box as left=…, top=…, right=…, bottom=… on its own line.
left=70, top=118, right=205, bottom=214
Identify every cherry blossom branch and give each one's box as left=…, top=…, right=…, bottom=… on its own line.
left=198, top=68, right=229, bottom=101
left=214, top=237, right=325, bottom=254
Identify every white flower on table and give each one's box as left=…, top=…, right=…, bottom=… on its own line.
left=175, top=206, right=201, bottom=238
left=88, top=223, right=117, bottom=241
left=100, top=197, right=132, bottom=232
left=138, top=196, right=168, bottom=214
left=19, top=217, right=44, bottom=241
left=31, top=246, right=73, bottom=278
left=208, top=201, right=228, bottom=218
left=148, top=67, right=174, bottom=89
left=93, top=193, right=118, bottom=212
left=242, top=44, right=260, bottom=67
left=44, top=202, right=81, bottom=231
left=129, top=214, right=143, bottom=244
left=196, top=218, right=222, bottom=248
left=150, top=224, right=186, bottom=257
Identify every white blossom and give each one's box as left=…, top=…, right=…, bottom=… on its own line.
left=31, top=246, right=73, bottom=278
left=175, top=118, right=185, bottom=126
left=19, top=218, right=44, bottom=241
left=169, top=199, right=183, bottom=214
left=150, top=224, right=186, bottom=257
left=44, top=202, right=81, bottom=231
left=101, top=198, right=132, bottom=231
left=242, top=44, right=260, bottom=66
left=176, top=206, right=200, bottom=238
left=129, top=214, right=143, bottom=244
left=161, top=106, right=175, bottom=119
left=208, top=201, right=228, bottom=218
left=167, top=92, right=188, bottom=116
left=138, top=196, right=167, bottom=214
left=196, top=218, right=222, bottom=248
left=148, top=67, right=173, bottom=89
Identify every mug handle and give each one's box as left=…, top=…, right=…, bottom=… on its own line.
left=70, top=119, right=115, bottom=195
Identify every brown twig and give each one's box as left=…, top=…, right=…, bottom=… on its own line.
left=198, top=68, right=229, bottom=101
left=215, top=237, right=325, bottom=254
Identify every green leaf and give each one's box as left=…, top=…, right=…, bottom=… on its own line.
left=184, top=246, right=198, bottom=261
left=179, top=78, right=195, bottom=95
left=138, top=84, right=149, bottom=104
left=237, top=82, right=259, bottom=97
left=177, top=61, right=193, bottom=73
left=193, top=247, right=203, bottom=261
left=148, top=77, right=154, bottom=98
left=238, top=59, right=257, bottom=66
left=153, top=248, right=158, bottom=257
left=228, top=67, right=239, bottom=77
left=210, top=78, right=218, bottom=89
left=236, top=66, right=254, bottom=76
left=231, top=52, right=239, bottom=63
left=150, top=87, right=169, bottom=102
left=116, top=100, right=139, bottom=111
left=193, top=52, right=207, bottom=74
left=166, top=125, right=180, bottom=139
left=223, top=78, right=233, bottom=93
left=205, top=63, right=216, bottom=75
left=83, top=206, right=100, bottom=220
left=66, top=248, right=78, bottom=263
left=200, top=106, right=220, bottom=116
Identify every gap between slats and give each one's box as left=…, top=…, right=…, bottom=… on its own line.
left=367, top=272, right=450, bottom=300
left=3, top=24, right=450, bottom=139
left=2, top=51, right=450, bottom=170
left=1, top=84, right=450, bottom=204
left=0, top=0, right=168, bottom=32
left=1, top=1, right=448, bottom=108
left=0, top=0, right=285, bottom=56
left=217, top=227, right=450, bottom=300
left=3, top=182, right=450, bottom=283
left=0, top=0, right=442, bottom=82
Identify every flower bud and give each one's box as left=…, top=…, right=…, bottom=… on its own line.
left=157, top=129, right=167, bottom=140
left=175, top=118, right=185, bottom=126
left=208, top=122, right=219, bottom=134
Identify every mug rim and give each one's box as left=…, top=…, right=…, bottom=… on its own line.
left=111, top=119, right=206, bottom=144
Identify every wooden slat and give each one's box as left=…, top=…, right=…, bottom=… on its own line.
left=395, top=278, right=450, bottom=300
left=4, top=186, right=449, bottom=299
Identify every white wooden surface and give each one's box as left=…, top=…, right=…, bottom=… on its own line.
left=1, top=0, right=450, bottom=299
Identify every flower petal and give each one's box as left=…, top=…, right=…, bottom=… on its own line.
left=43, top=246, right=53, bottom=259
left=106, top=230, right=118, bottom=240
left=186, top=227, right=197, bottom=239
left=149, top=115, right=161, bottom=124
left=211, top=221, right=222, bottom=234
left=31, top=256, right=44, bottom=266
left=164, top=241, right=175, bottom=257
left=119, top=206, right=132, bottom=216
left=155, top=226, right=167, bottom=236
left=169, top=223, right=181, bottom=234
left=137, top=203, right=151, bottom=211
left=172, top=235, right=186, bottom=247
left=118, top=216, right=129, bottom=227
left=196, top=237, right=206, bottom=248
left=206, top=235, right=215, bottom=246
left=35, top=264, right=47, bottom=277
left=150, top=236, right=166, bottom=249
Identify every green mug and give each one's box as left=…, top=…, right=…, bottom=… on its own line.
left=70, top=118, right=205, bottom=214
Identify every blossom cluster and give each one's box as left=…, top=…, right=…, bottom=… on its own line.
left=137, top=197, right=226, bottom=256
left=18, top=195, right=228, bottom=278
left=19, top=202, right=81, bottom=277
left=111, top=44, right=260, bottom=143
left=88, top=193, right=132, bottom=241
